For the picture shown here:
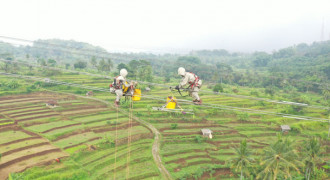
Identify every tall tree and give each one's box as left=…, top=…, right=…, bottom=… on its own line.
left=257, top=134, right=302, bottom=180
left=97, top=59, right=107, bottom=72
left=65, top=63, right=70, bottom=69
left=303, top=137, right=323, bottom=180
left=106, top=59, right=113, bottom=72
left=229, top=139, right=254, bottom=180
left=47, top=59, right=57, bottom=67
left=1, top=61, right=11, bottom=73
left=90, top=56, right=97, bottom=68
left=74, top=61, right=87, bottom=69
left=117, top=63, right=129, bottom=73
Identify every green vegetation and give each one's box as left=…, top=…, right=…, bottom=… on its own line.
left=0, top=39, right=329, bottom=179
left=228, top=139, right=254, bottom=180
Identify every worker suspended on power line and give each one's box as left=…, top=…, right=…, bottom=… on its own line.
left=175, top=67, right=203, bottom=105
left=110, top=69, right=133, bottom=107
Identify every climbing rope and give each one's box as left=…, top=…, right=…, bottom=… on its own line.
left=126, top=96, right=133, bottom=179
left=113, top=105, right=119, bottom=179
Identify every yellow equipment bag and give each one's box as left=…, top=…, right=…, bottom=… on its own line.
left=166, top=96, right=176, bottom=109
left=132, top=89, right=141, bottom=101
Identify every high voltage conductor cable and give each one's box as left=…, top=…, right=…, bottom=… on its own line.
left=1, top=58, right=328, bottom=110
left=1, top=36, right=329, bottom=87
left=0, top=72, right=328, bottom=123
left=141, top=95, right=329, bottom=123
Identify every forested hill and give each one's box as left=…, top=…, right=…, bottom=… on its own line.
left=190, top=41, right=330, bottom=79
left=0, top=39, right=329, bottom=92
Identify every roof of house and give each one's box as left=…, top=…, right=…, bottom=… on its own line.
left=201, top=129, right=212, bottom=134
left=47, top=100, right=58, bottom=105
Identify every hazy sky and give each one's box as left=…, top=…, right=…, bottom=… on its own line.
left=1, top=0, right=330, bottom=53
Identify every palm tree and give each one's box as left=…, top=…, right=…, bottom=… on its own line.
left=303, top=137, right=323, bottom=180
left=229, top=139, right=254, bottom=180
left=257, top=134, right=302, bottom=180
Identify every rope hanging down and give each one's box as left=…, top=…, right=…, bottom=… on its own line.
left=113, top=105, right=119, bottom=179
left=126, top=96, right=133, bottom=179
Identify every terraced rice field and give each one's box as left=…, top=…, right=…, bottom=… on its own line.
left=0, top=92, right=158, bottom=179
left=1, top=73, right=329, bottom=179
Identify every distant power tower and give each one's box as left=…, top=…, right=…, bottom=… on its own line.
left=321, top=17, right=325, bottom=41
left=321, top=17, right=330, bottom=41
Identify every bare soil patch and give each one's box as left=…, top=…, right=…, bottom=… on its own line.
left=166, top=155, right=210, bottom=164
left=0, top=137, right=41, bottom=147
left=41, top=123, right=81, bottom=133
left=93, top=122, right=140, bottom=133
left=163, top=132, right=199, bottom=136
left=6, top=107, right=48, bottom=116
left=0, top=148, right=62, bottom=169
left=2, top=142, right=50, bottom=156
left=17, top=114, right=59, bottom=122
left=59, top=105, right=107, bottom=112
left=53, top=129, right=91, bottom=142
left=159, top=124, right=225, bottom=132
left=163, top=149, right=205, bottom=157
left=60, top=108, right=108, bottom=116
left=0, top=105, right=41, bottom=113
left=0, top=151, right=68, bottom=180
left=10, top=110, right=55, bottom=118
left=63, top=137, right=102, bottom=150
left=200, top=168, right=233, bottom=180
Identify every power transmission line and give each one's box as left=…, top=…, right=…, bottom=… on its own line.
left=1, top=35, right=329, bottom=87
left=0, top=72, right=328, bottom=123
left=1, top=58, right=329, bottom=110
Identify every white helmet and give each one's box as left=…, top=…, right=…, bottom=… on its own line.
left=178, top=67, right=185, bottom=76
left=120, top=69, right=128, bottom=78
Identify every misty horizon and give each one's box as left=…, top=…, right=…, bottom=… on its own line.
left=1, top=0, right=330, bottom=54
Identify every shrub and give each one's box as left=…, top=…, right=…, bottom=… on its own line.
left=213, top=84, right=223, bottom=93
left=74, top=90, right=83, bottom=94
left=250, top=90, right=259, bottom=96
left=171, top=123, right=178, bottom=129
left=290, top=124, right=302, bottom=133
left=237, top=112, right=249, bottom=121
left=232, top=87, right=239, bottom=93
left=265, top=86, right=276, bottom=96
left=256, top=101, right=265, bottom=106
left=194, top=135, right=205, bottom=143
left=7, top=80, right=20, bottom=89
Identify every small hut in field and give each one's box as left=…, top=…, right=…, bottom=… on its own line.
left=280, top=125, right=291, bottom=133
left=86, top=91, right=93, bottom=96
left=201, top=128, right=213, bottom=139
left=46, top=100, right=58, bottom=108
